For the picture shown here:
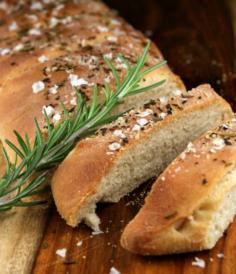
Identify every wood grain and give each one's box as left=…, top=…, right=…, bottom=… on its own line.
left=1, top=0, right=236, bottom=273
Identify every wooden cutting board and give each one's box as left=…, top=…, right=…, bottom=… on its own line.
left=1, top=0, right=236, bottom=273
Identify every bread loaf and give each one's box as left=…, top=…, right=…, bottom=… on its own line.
left=0, top=0, right=184, bottom=161
left=121, top=117, right=236, bottom=255
left=51, top=84, right=232, bottom=230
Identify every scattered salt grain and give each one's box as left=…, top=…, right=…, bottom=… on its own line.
left=38, top=55, right=49, bottom=63
left=137, top=118, right=149, bottom=126
left=56, top=248, right=67, bottom=258
left=192, top=257, right=206, bottom=268
left=32, top=81, right=45, bottom=93
left=109, top=267, right=120, bottom=274
left=108, top=142, right=121, bottom=151
left=217, top=253, right=224, bottom=258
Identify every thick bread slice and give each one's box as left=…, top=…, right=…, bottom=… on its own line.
left=121, top=117, right=236, bottom=255
left=0, top=0, right=184, bottom=161
left=51, top=84, right=233, bottom=230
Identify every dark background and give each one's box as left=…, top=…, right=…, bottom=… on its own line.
left=105, top=0, right=236, bottom=107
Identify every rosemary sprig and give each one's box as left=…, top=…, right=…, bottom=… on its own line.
left=0, top=43, right=166, bottom=211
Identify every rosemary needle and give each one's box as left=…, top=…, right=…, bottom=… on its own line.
left=0, top=43, right=166, bottom=211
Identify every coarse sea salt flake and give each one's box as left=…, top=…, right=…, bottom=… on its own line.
left=68, top=74, right=88, bottom=87
left=31, top=2, right=43, bottom=10
left=103, top=52, right=113, bottom=60
left=32, top=81, right=45, bottom=93
left=28, top=28, right=41, bottom=36
left=132, top=124, right=141, bottom=132
left=137, top=109, right=153, bottom=117
left=1, top=48, right=11, bottom=56
left=113, top=130, right=126, bottom=139
left=109, top=142, right=121, bottom=151
left=172, top=89, right=182, bottom=96
left=97, top=25, right=109, bottom=32
left=14, top=44, right=24, bottom=51
left=49, top=85, right=59, bottom=94
left=56, top=248, right=67, bottom=258
left=38, top=55, right=49, bottom=63
left=159, top=96, right=168, bottom=105
left=137, top=118, right=149, bottom=126
left=212, top=137, right=225, bottom=150
left=159, top=112, right=167, bottom=119
left=107, top=36, right=118, bottom=43
left=53, top=113, right=61, bottom=123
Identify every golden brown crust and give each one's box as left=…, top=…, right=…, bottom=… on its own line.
left=121, top=118, right=236, bottom=255
left=0, top=0, right=184, bottom=161
left=51, top=84, right=233, bottom=226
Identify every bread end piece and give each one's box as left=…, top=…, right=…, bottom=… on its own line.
left=121, top=119, right=236, bottom=255
left=52, top=84, right=233, bottom=230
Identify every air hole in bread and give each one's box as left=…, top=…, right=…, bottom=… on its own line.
left=174, top=218, right=189, bottom=232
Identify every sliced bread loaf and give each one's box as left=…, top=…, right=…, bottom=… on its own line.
left=121, top=117, right=236, bottom=255
left=51, top=84, right=232, bottom=230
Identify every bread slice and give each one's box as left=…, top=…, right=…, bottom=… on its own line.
left=0, top=0, right=184, bottom=161
left=51, top=84, right=233, bottom=230
left=121, top=117, right=236, bottom=255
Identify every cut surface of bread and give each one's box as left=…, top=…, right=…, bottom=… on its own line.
left=0, top=0, right=184, bottom=161
left=121, top=118, right=236, bottom=255
left=51, top=84, right=233, bottom=230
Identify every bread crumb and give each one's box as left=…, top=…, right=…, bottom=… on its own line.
left=56, top=248, right=67, bottom=258
left=217, top=253, right=224, bottom=258
left=91, top=230, right=103, bottom=236
left=109, top=267, right=120, bottom=274
left=192, top=257, right=206, bottom=268
left=76, top=240, right=83, bottom=247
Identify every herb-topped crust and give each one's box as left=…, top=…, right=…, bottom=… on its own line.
left=0, top=0, right=184, bottom=160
